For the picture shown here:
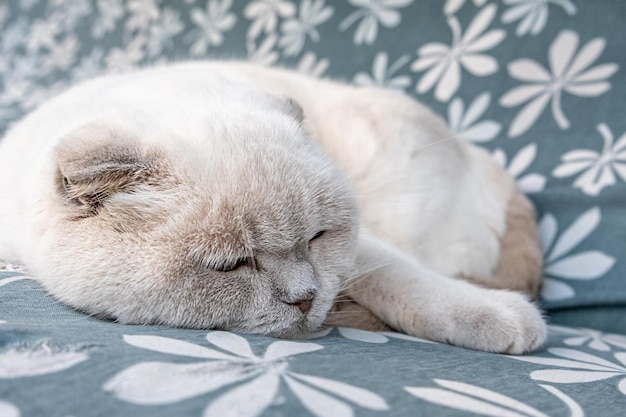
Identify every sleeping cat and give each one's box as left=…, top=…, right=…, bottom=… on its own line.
left=0, top=62, right=546, bottom=353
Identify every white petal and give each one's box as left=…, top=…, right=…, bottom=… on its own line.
left=263, top=341, right=323, bottom=361
left=508, top=143, right=537, bottom=177
left=206, top=331, right=256, bottom=358
left=546, top=251, right=615, bottom=280
left=0, top=276, right=31, bottom=286
left=572, top=164, right=605, bottom=195
left=531, top=370, right=621, bottom=383
left=372, top=52, right=388, bottom=82
left=435, top=61, right=460, bottom=102
left=549, top=30, right=579, bottom=77
left=463, top=92, right=491, bottom=126
left=466, top=30, right=505, bottom=53
left=517, top=174, right=546, bottom=193
left=549, top=348, right=624, bottom=369
left=404, top=386, right=531, bottom=417
left=380, top=332, right=437, bottom=343
left=461, top=54, right=498, bottom=75
left=103, top=361, right=255, bottom=404
left=566, top=38, right=606, bottom=77
left=338, top=328, right=388, bottom=343
left=203, top=373, right=280, bottom=417
left=290, top=373, right=389, bottom=410
left=0, top=346, right=88, bottom=378
left=548, top=206, right=600, bottom=262
left=448, top=97, right=464, bottom=129
left=619, top=378, right=626, bottom=395
left=461, top=121, right=501, bottom=143
left=616, top=352, right=626, bottom=367
left=285, top=375, right=354, bottom=417
left=417, top=42, right=450, bottom=57
left=416, top=61, right=447, bottom=93
left=507, top=92, right=551, bottom=137
left=444, top=0, right=464, bottom=15
left=605, top=334, right=626, bottom=350
left=564, top=82, right=611, bottom=97
left=435, top=379, right=548, bottom=417
left=541, top=278, right=575, bottom=301
left=561, top=149, right=600, bottom=162
left=538, top=213, right=558, bottom=254
left=531, top=5, right=548, bottom=35
left=508, top=59, right=551, bottom=82
left=0, top=401, right=19, bottom=417
left=502, top=3, right=532, bottom=23
left=510, top=355, right=619, bottom=372
left=123, top=335, right=234, bottom=360
left=463, top=4, right=497, bottom=44
left=500, top=84, right=546, bottom=107
left=573, top=63, right=619, bottom=83
left=552, top=161, right=593, bottom=178
left=377, top=9, right=401, bottom=28
left=411, top=55, right=442, bottom=71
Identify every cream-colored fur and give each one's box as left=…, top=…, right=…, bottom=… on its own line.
left=0, top=62, right=546, bottom=353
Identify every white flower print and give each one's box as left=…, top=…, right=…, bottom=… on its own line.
left=105, top=36, right=145, bottom=73
left=311, top=327, right=437, bottom=344
left=448, top=92, right=501, bottom=143
left=502, top=0, right=577, bottom=37
left=552, top=123, right=626, bottom=196
left=500, top=30, right=619, bottom=138
left=296, top=52, right=329, bottom=78
left=405, top=379, right=583, bottom=417
left=146, top=8, right=184, bottom=57
left=247, top=34, right=280, bottom=66
left=444, top=0, right=487, bottom=15
left=91, top=0, right=124, bottom=39
left=511, top=348, right=626, bottom=396
left=339, top=0, right=413, bottom=46
left=550, top=326, right=626, bottom=352
left=539, top=206, right=615, bottom=302
left=125, top=0, right=160, bottom=33
left=0, top=262, right=32, bottom=287
left=188, top=0, right=237, bottom=56
left=411, top=4, right=505, bottom=102
left=0, top=343, right=88, bottom=378
left=353, top=52, right=411, bottom=90
left=0, top=401, right=19, bottom=417
left=104, top=332, right=389, bottom=416
left=492, top=143, right=547, bottom=193
left=71, top=48, right=105, bottom=82
left=244, top=0, right=296, bottom=40
left=278, top=0, right=334, bottom=57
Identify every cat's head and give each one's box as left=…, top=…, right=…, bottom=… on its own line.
left=37, top=98, right=358, bottom=338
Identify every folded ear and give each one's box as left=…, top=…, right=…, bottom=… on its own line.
left=283, top=97, right=304, bottom=124
left=55, top=123, right=162, bottom=218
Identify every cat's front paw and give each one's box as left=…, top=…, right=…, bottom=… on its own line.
left=448, top=291, right=547, bottom=354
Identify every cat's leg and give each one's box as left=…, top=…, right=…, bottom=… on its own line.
left=343, top=231, right=547, bottom=354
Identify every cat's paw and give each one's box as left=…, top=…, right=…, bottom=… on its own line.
left=448, top=291, right=547, bottom=354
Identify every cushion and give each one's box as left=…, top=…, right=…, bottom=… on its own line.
left=2, top=271, right=626, bottom=416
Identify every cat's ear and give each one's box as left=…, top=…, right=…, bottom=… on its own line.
left=282, top=97, right=305, bottom=124
left=54, top=123, right=162, bottom=217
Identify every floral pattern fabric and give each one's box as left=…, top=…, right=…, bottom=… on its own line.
left=1, top=1, right=626, bottom=416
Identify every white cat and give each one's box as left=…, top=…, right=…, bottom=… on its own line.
left=0, top=62, right=546, bottom=353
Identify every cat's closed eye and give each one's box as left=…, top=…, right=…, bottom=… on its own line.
left=213, top=257, right=253, bottom=273
left=310, top=230, right=326, bottom=242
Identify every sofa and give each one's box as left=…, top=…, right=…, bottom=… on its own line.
left=1, top=1, right=625, bottom=416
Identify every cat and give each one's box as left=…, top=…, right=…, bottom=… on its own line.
left=0, top=61, right=546, bottom=354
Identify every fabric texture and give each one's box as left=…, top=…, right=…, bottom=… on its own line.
left=1, top=1, right=626, bottom=416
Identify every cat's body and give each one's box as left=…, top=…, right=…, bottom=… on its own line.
left=0, top=62, right=546, bottom=353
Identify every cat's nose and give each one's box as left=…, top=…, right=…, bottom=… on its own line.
left=292, top=298, right=313, bottom=315
left=284, top=292, right=316, bottom=315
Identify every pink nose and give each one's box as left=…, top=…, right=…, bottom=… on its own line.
left=290, top=298, right=313, bottom=315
